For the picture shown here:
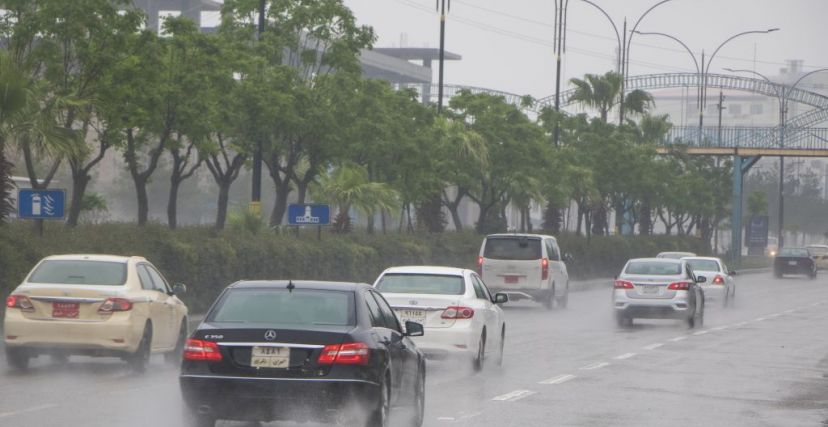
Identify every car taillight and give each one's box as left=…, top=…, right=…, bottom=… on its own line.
left=317, top=342, right=370, bottom=365
left=6, top=295, right=35, bottom=312
left=668, top=281, right=692, bottom=290
left=183, top=339, right=223, bottom=362
left=97, top=297, right=133, bottom=314
left=477, top=256, right=484, bottom=275
left=614, top=280, right=634, bottom=289
left=712, top=275, right=724, bottom=285
left=541, top=257, right=549, bottom=280
left=441, top=306, right=475, bottom=319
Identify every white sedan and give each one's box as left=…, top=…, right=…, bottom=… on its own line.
left=682, top=256, right=737, bottom=307
left=373, top=266, right=508, bottom=371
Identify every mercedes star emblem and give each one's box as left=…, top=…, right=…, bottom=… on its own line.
left=264, top=330, right=277, bottom=341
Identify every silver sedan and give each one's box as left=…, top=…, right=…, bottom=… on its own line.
left=613, top=258, right=705, bottom=328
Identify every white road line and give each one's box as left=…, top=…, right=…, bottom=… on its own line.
left=735, top=322, right=748, bottom=327
left=614, top=353, right=637, bottom=360
left=0, top=404, right=58, bottom=419
left=539, top=374, right=577, bottom=385
left=643, top=343, right=663, bottom=350
left=693, top=330, right=709, bottom=336
left=769, top=313, right=782, bottom=318
left=755, top=317, right=767, bottom=322
left=437, top=417, right=456, bottom=421
left=784, top=309, right=796, bottom=314
left=492, top=390, right=536, bottom=402
left=711, top=326, right=728, bottom=331
left=668, top=336, right=688, bottom=342
left=580, top=362, right=610, bottom=370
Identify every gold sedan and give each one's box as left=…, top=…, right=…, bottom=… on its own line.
left=4, top=254, right=189, bottom=372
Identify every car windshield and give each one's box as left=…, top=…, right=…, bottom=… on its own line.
left=685, top=259, right=721, bottom=272
left=208, top=288, right=354, bottom=326
left=376, top=274, right=465, bottom=295
left=625, top=261, right=682, bottom=276
left=28, top=260, right=127, bottom=286
left=484, top=237, right=542, bottom=260
left=779, top=248, right=810, bottom=257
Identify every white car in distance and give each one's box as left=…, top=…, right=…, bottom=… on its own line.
left=682, top=256, right=737, bottom=307
left=373, top=266, right=507, bottom=371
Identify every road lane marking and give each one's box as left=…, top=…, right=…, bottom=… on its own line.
left=769, top=313, right=782, bottom=318
left=784, top=309, right=796, bottom=314
left=693, top=330, right=709, bottom=336
left=711, top=326, right=728, bottom=331
left=643, top=343, right=663, bottom=350
left=735, top=322, right=748, bottom=327
left=580, top=362, right=610, bottom=370
left=755, top=317, right=767, bottom=322
left=0, top=404, right=58, bottom=419
left=492, top=390, right=536, bottom=402
left=614, top=353, right=637, bottom=360
left=539, top=374, right=576, bottom=385
left=668, top=336, right=687, bottom=342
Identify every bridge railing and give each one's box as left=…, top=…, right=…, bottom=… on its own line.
left=663, top=126, right=828, bottom=150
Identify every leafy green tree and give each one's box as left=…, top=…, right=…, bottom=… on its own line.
left=748, top=191, right=768, bottom=217
left=568, top=71, right=654, bottom=123
left=312, top=164, right=398, bottom=233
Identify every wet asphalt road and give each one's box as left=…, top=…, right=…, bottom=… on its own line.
left=1, top=272, right=827, bottom=427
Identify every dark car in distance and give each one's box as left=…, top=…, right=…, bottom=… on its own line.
left=774, top=248, right=817, bottom=279
left=180, top=281, right=426, bottom=427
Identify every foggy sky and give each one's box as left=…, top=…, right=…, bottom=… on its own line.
left=343, top=0, right=828, bottom=98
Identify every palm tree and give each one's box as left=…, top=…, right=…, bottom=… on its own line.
left=568, top=71, right=654, bottom=123
left=312, top=164, right=399, bottom=233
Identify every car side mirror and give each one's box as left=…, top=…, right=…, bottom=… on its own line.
left=729, top=270, right=737, bottom=276
left=493, top=293, right=509, bottom=304
left=564, top=253, right=573, bottom=262
left=696, top=276, right=707, bottom=283
left=404, top=321, right=424, bottom=337
left=172, top=283, right=188, bottom=295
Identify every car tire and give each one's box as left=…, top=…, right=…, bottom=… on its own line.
left=496, top=326, right=505, bottom=367
left=165, top=320, right=188, bottom=365
left=543, top=287, right=555, bottom=310
left=366, top=375, right=390, bottom=427
left=50, top=352, right=69, bottom=365
left=473, top=332, right=486, bottom=372
left=810, top=269, right=817, bottom=280
left=774, top=269, right=782, bottom=278
left=6, top=348, right=30, bottom=371
left=615, top=314, right=632, bottom=328
left=130, top=323, right=152, bottom=373
left=182, top=407, right=216, bottom=427
left=407, top=367, right=425, bottom=427
left=556, top=283, right=569, bottom=309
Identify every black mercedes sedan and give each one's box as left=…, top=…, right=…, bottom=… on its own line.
left=774, top=248, right=818, bottom=279
left=180, top=280, right=426, bottom=427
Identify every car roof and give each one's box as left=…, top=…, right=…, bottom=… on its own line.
left=681, top=256, right=722, bottom=262
left=228, top=280, right=370, bottom=292
left=42, top=254, right=142, bottom=263
left=485, top=233, right=556, bottom=240
left=629, top=257, right=683, bottom=264
left=380, top=266, right=468, bottom=276
left=806, top=244, right=828, bottom=248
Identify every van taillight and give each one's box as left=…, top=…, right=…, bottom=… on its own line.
left=6, top=295, right=34, bottom=312
left=183, top=339, right=223, bottom=362
left=477, top=256, right=484, bottom=275
left=541, top=258, right=549, bottom=280
left=318, top=342, right=370, bottom=365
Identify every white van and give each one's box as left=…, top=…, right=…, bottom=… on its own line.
left=477, top=234, right=569, bottom=309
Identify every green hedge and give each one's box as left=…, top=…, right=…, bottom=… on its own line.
left=0, top=223, right=705, bottom=314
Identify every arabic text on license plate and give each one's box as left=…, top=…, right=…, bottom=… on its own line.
left=397, top=309, right=426, bottom=325
left=641, top=286, right=659, bottom=294
left=504, top=275, right=519, bottom=284
left=251, top=346, right=290, bottom=369
left=788, top=261, right=798, bottom=266
left=53, top=302, right=79, bottom=318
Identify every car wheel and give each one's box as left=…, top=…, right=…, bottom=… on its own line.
left=407, top=367, right=425, bottom=427
left=810, top=269, right=817, bottom=280
left=543, top=287, right=555, bottom=310
left=615, top=314, right=632, bottom=328
left=6, top=348, right=30, bottom=371
left=774, top=269, right=782, bottom=278
left=130, top=324, right=152, bottom=373
left=182, top=407, right=216, bottom=427
left=50, top=352, right=69, bottom=365
left=366, top=375, right=390, bottom=427
left=473, top=332, right=486, bottom=372
left=496, top=326, right=505, bottom=367
left=165, top=320, right=188, bottom=365
left=556, top=284, right=569, bottom=309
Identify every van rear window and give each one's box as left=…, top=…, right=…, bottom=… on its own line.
left=484, top=237, right=542, bottom=260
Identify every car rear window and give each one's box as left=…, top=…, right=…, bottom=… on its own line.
left=779, top=248, right=810, bottom=257
left=657, top=252, right=695, bottom=259
left=208, top=288, right=355, bottom=326
left=484, top=237, right=542, bottom=260
left=806, top=246, right=828, bottom=255
left=376, top=274, right=465, bottom=295
left=28, top=260, right=127, bottom=286
left=625, top=261, right=682, bottom=276
left=685, top=259, right=720, bottom=272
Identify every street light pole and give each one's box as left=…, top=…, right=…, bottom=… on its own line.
left=250, top=0, right=266, bottom=217
left=553, top=0, right=570, bottom=147
left=437, top=0, right=450, bottom=114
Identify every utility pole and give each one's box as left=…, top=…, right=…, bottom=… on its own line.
left=437, top=0, right=450, bottom=114
left=553, top=0, right=569, bottom=147
left=716, top=90, right=726, bottom=146
left=250, top=0, right=266, bottom=217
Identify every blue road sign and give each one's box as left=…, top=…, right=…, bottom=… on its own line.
left=288, top=204, right=331, bottom=226
left=17, top=189, right=66, bottom=220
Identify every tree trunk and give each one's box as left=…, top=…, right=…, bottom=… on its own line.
left=215, top=181, right=231, bottom=230
left=134, top=177, right=150, bottom=226
left=270, top=179, right=291, bottom=227
left=639, top=199, right=652, bottom=236
left=66, top=170, right=90, bottom=227
left=442, top=188, right=465, bottom=232
left=168, top=178, right=181, bottom=229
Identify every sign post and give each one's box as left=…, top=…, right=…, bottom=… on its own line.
left=745, top=215, right=769, bottom=256
left=287, top=204, right=331, bottom=240
left=17, top=189, right=66, bottom=237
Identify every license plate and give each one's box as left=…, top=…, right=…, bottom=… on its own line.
left=641, top=286, right=660, bottom=295
left=504, top=275, right=519, bottom=284
left=52, top=302, right=79, bottom=318
left=396, top=309, right=427, bottom=325
left=251, top=346, right=290, bottom=369
left=788, top=261, right=798, bottom=266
